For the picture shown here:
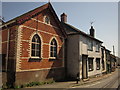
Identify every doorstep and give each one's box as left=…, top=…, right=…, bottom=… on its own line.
left=82, top=78, right=90, bottom=82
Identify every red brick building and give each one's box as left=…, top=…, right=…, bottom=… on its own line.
left=1, top=3, right=66, bottom=87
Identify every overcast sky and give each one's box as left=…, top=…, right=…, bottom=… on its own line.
left=2, top=2, right=118, bottom=56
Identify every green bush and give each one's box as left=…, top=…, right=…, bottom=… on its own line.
left=2, top=80, right=55, bottom=89
left=24, top=80, right=55, bottom=87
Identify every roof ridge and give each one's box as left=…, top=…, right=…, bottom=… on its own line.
left=63, top=22, right=103, bottom=43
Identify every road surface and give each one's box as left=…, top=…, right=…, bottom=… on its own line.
left=70, top=67, right=120, bottom=89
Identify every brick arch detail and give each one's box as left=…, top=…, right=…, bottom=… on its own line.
left=49, top=36, right=59, bottom=58
left=29, top=32, right=43, bottom=59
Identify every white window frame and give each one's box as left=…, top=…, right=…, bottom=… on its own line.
left=44, top=15, right=50, bottom=25
left=30, top=34, right=41, bottom=58
left=96, top=43, right=100, bottom=52
left=49, top=38, right=58, bottom=59
left=88, top=39, right=93, bottom=51
left=96, top=58, right=100, bottom=70
left=88, top=58, right=94, bottom=71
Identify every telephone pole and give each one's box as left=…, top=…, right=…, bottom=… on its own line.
left=113, top=45, right=115, bottom=56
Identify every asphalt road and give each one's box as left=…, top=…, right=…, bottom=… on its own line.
left=27, top=67, right=120, bottom=90
left=70, top=67, right=120, bottom=89
left=0, top=72, right=2, bottom=89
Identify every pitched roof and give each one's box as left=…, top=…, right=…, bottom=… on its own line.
left=1, top=3, right=50, bottom=26
left=1, top=3, right=67, bottom=38
left=62, top=22, right=103, bottom=43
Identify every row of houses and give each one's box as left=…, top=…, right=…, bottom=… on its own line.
left=0, top=3, right=119, bottom=87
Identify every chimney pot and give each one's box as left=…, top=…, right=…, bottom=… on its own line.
left=90, top=26, right=95, bottom=37
left=61, top=13, right=67, bottom=23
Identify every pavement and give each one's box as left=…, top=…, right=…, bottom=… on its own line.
left=27, top=69, right=117, bottom=89
left=0, top=72, right=2, bottom=89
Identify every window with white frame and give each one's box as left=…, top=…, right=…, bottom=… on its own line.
left=96, top=43, right=100, bottom=52
left=88, top=39, right=93, bottom=51
left=96, top=58, right=100, bottom=70
left=31, top=34, right=41, bottom=57
left=88, top=58, right=94, bottom=71
left=50, top=39, right=57, bottom=58
left=44, top=16, right=50, bottom=24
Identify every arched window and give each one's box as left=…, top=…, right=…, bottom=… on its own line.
left=31, top=34, right=41, bottom=57
left=50, top=39, right=57, bottom=58
left=44, top=16, right=50, bottom=24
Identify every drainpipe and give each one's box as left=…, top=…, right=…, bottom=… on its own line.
left=6, top=25, right=10, bottom=72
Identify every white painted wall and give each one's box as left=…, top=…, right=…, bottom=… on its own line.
left=79, top=35, right=102, bottom=78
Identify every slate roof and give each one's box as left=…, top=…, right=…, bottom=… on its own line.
left=62, top=22, right=103, bottom=43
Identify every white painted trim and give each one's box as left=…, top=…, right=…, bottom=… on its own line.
left=43, top=15, right=50, bottom=25
left=2, top=40, right=15, bottom=43
left=16, top=25, right=23, bottom=71
left=21, top=40, right=29, bottom=42
left=22, top=25, right=64, bottom=38
left=49, top=37, right=59, bottom=58
left=2, top=41, right=8, bottom=43
left=0, top=20, right=16, bottom=28
left=31, top=18, right=59, bottom=30
left=16, top=66, right=64, bottom=72
left=20, top=57, right=50, bottom=59
left=29, top=32, right=43, bottom=59
left=21, top=39, right=62, bottom=47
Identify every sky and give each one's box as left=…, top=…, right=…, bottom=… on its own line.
left=1, top=1, right=118, bottom=56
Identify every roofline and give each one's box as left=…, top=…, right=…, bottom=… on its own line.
left=105, top=48, right=111, bottom=52
left=0, top=20, right=16, bottom=28
left=0, top=3, right=67, bottom=38
left=1, top=3, right=50, bottom=28
left=48, top=3, right=67, bottom=38
left=63, top=22, right=103, bottom=43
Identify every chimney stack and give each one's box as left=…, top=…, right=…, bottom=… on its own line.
left=61, top=13, right=67, bottom=23
left=90, top=26, right=95, bottom=37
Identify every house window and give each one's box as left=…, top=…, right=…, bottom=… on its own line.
left=96, top=43, right=100, bottom=52
left=88, top=58, right=94, bottom=71
left=44, top=16, right=50, bottom=24
left=96, top=58, right=100, bottom=70
left=88, top=39, right=93, bottom=51
left=31, top=34, right=41, bottom=57
left=50, top=39, right=57, bottom=58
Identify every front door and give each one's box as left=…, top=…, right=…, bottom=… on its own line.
left=82, top=55, right=88, bottom=79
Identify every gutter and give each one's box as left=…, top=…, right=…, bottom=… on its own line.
left=0, top=20, right=16, bottom=29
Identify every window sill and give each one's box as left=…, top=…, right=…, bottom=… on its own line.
left=28, top=58, right=42, bottom=62
left=89, top=69, right=94, bottom=72
left=96, top=68, right=100, bottom=70
left=49, top=57, right=57, bottom=61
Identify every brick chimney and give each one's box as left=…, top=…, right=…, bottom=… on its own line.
left=90, top=26, right=95, bottom=37
left=61, top=13, right=67, bottom=23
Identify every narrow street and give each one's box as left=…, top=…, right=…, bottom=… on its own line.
left=28, top=67, right=120, bottom=89
left=70, top=67, right=120, bottom=89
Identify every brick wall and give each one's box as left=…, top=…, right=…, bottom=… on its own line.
left=2, top=25, right=18, bottom=87
left=2, top=6, right=65, bottom=86
left=17, top=9, right=64, bottom=71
